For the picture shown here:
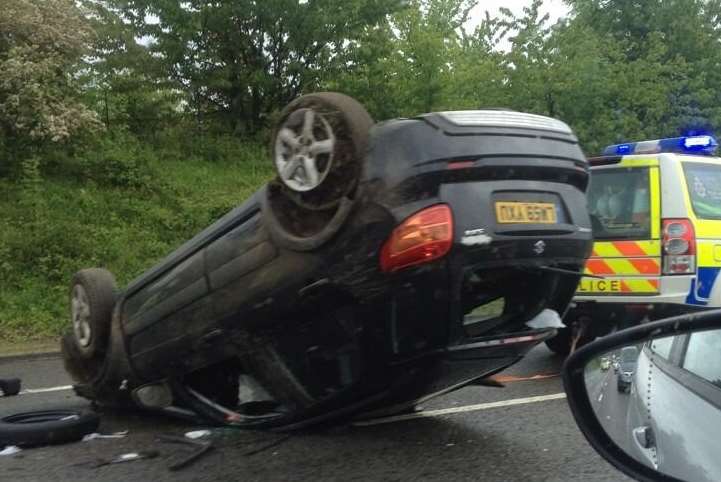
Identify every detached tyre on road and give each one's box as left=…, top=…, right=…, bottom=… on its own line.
left=69, top=268, right=117, bottom=360
left=0, top=410, right=99, bottom=447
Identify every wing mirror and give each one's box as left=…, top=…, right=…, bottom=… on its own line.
left=563, top=310, right=721, bottom=482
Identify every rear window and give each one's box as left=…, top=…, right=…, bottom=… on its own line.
left=621, top=346, right=639, bottom=363
left=587, top=167, right=651, bottom=240
left=683, top=162, right=721, bottom=220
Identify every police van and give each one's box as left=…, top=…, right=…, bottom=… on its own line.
left=547, top=135, right=721, bottom=355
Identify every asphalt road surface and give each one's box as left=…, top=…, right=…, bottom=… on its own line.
left=587, top=360, right=634, bottom=456
left=0, top=345, right=632, bottom=481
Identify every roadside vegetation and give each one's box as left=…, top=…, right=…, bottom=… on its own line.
left=3, top=0, right=721, bottom=342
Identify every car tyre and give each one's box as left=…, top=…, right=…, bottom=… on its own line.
left=69, top=268, right=117, bottom=360
left=264, top=92, right=373, bottom=250
left=0, top=410, right=100, bottom=447
left=545, top=326, right=594, bottom=357
left=271, top=92, right=373, bottom=208
left=545, top=327, right=573, bottom=356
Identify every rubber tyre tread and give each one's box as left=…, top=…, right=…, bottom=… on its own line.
left=0, top=410, right=100, bottom=446
left=70, top=268, right=117, bottom=360
left=261, top=192, right=354, bottom=251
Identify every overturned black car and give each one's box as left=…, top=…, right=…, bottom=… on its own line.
left=63, top=93, right=593, bottom=429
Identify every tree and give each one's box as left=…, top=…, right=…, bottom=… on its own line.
left=0, top=0, right=101, bottom=175
left=567, top=0, right=721, bottom=140
left=327, top=0, right=484, bottom=119
left=115, top=0, right=407, bottom=134
left=80, top=1, right=181, bottom=139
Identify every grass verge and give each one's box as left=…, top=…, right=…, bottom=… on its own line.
left=0, top=141, right=273, bottom=346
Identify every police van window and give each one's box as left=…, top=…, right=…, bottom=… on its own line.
left=683, top=163, right=721, bottom=220
left=587, top=168, right=651, bottom=240
left=682, top=330, right=721, bottom=390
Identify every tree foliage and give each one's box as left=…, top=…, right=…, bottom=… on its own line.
left=6, top=0, right=721, bottom=166
left=0, top=0, right=100, bottom=175
left=114, top=0, right=407, bottom=134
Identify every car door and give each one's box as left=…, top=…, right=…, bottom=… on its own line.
left=680, top=160, right=721, bottom=306
left=577, top=163, right=662, bottom=297
left=636, top=331, right=721, bottom=482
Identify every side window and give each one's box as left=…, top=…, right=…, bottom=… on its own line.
left=649, top=336, right=675, bottom=359
left=587, top=167, right=651, bottom=240
left=682, top=331, right=721, bottom=389
left=683, top=163, right=721, bottom=220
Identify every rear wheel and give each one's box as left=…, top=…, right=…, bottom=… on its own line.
left=69, top=268, right=117, bottom=360
left=264, top=92, right=373, bottom=251
left=272, top=92, right=373, bottom=207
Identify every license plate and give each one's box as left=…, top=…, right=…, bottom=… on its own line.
left=495, top=202, right=557, bottom=224
left=577, top=279, right=623, bottom=293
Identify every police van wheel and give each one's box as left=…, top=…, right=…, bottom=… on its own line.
left=545, top=327, right=593, bottom=356
left=545, top=328, right=573, bottom=356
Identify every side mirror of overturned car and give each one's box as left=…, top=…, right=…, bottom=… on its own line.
left=562, top=309, right=721, bottom=482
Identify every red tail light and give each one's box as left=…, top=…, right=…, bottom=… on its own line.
left=380, top=204, right=454, bottom=273
left=662, top=219, right=696, bottom=274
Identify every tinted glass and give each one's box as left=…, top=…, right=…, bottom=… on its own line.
left=683, top=162, right=721, bottom=220
left=588, top=168, right=651, bottom=240
left=683, top=330, right=721, bottom=389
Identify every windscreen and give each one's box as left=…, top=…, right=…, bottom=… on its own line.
left=683, top=162, right=721, bottom=220
left=587, top=167, right=651, bottom=240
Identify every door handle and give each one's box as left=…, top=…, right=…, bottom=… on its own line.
left=633, top=425, right=656, bottom=449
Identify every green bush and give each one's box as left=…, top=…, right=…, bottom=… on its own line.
left=0, top=137, right=274, bottom=342
left=70, top=133, right=156, bottom=189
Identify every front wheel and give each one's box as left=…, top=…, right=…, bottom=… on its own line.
left=69, top=268, right=117, bottom=360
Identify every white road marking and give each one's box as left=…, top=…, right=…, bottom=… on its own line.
left=20, top=385, right=73, bottom=395
left=15, top=386, right=569, bottom=428
left=353, top=393, right=567, bottom=427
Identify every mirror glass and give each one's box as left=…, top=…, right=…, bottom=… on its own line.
left=584, top=328, right=721, bottom=482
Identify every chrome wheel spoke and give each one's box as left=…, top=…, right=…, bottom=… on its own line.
left=281, top=157, right=301, bottom=181
left=302, top=109, right=316, bottom=140
left=277, top=127, right=300, bottom=150
left=302, top=156, right=320, bottom=187
left=310, top=138, right=333, bottom=156
left=71, top=284, right=92, bottom=347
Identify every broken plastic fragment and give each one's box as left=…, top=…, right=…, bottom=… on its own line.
left=0, top=446, right=21, bottom=456
left=97, top=451, right=158, bottom=466
left=525, top=309, right=565, bottom=329
left=82, top=431, right=129, bottom=442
